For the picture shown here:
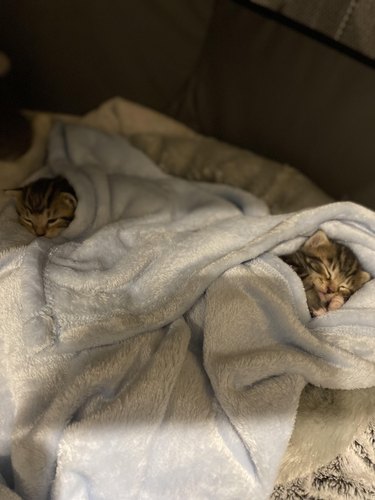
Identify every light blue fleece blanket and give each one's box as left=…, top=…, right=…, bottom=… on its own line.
left=1, top=123, right=375, bottom=500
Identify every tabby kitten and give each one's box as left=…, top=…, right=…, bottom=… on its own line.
left=5, top=175, right=77, bottom=238
left=282, top=230, right=371, bottom=317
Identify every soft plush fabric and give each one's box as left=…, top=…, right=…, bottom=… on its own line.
left=1, top=123, right=375, bottom=499
left=273, top=420, right=375, bottom=499
left=129, top=132, right=331, bottom=214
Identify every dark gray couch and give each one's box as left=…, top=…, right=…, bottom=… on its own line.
left=1, top=0, right=375, bottom=207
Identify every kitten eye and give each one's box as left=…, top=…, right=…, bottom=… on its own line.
left=22, top=218, right=32, bottom=226
left=308, top=259, right=324, bottom=274
left=338, top=285, right=351, bottom=296
left=47, top=218, right=58, bottom=225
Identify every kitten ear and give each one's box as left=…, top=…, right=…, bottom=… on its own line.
left=303, top=230, right=330, bottom=249
left=59, top=192, right=77, bottom=210
left=3, top=188, right=23, bottom=201
left=359, top=270, right=371, bottom=285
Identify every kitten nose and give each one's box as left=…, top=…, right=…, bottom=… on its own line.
left=327, top=285, right=336, bottom=293
left=35, top=228, right=46, bottom=236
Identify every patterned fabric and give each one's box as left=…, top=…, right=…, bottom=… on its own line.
left=250, top=0, right=375, bottom=60
left=273, top=420, right=375, bottom=499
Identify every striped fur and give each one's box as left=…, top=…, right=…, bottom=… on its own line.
left=5, top=176, right=77, bottom=238
left=282, top=230, right=370, bottom=317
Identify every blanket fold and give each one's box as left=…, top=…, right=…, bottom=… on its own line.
left=1, top=123, right=375, bottom=499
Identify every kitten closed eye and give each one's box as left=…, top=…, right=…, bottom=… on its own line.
left=282, top=230, right=371, bottom=317
left=4, top=175, right=78, bottom=238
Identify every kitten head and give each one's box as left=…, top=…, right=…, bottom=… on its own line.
left=301, top=230, right=370, bottom=306
left=5, top=176, right=77, bottom=238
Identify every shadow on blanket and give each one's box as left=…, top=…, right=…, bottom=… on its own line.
left=1, top=123, right=375, bottom=500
